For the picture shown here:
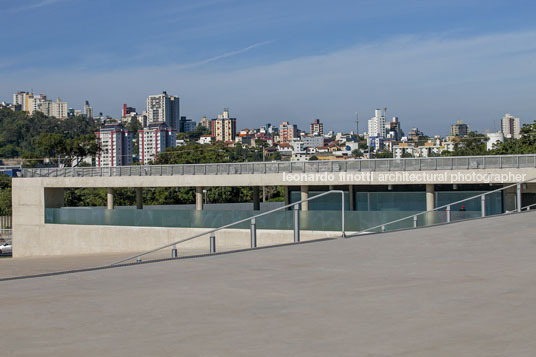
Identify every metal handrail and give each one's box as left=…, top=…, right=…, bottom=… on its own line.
left=522, top=203, right=536, bottom=211
left=21, top=153, right=536, bottom=178
left=354, top=176, right=536, bottom=235
left=110, top=190, right=345, bottom=266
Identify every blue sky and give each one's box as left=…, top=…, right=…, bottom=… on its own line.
left=1, top=0, right=535, bottom=135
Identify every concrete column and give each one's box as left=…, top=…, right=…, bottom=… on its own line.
left=253, top=186, right=260, bottom=210
left=107, top=188, right=114, bottom=210
left=426, top=184, right=435, bottom=211
left=301, top=185, right=309, bottom=211
left=349, top=185, right=355, bottom=211
left=284, top=186, right=290, bottom=210
left=262, top=186, right=266, bottom=203
left=195, top=187, right=203, bottom=211
left=135, top=187, right=143, bottom=210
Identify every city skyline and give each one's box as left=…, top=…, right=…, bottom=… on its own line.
left=1, top=0, right=535, bottom=134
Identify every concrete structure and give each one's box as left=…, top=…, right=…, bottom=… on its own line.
left=367, top=108, right=386, bottom=139
left=302, top=135, right=324, bottom=148
left=279, top=121, right=299, bottom=143
left=83, top=100, right=93, bottom=118
left=309, top=118, right=323, bottom=135
left=501, top=113, right=521, bottom=139
left=211, top=108, right=236, bottom=142
left=95, top=124, right=134, bottom=167
left=13, top=91, right=31, bottom=111
left=146, top=91, right=180, bottom=130
left=138, top=122, right=176, bottom=164
left=39, top=98, right=68, bottom=119
left=450, top=120, right=469, bottom=137
left=2, top=212, right=536, bottom=356
left=13, top=153, right=536, bottom=257
left=487, top=131, right=505, bottom=150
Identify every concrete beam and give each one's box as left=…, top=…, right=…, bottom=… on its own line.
left=106, top=188, right=114, bottom=210
left=301, top=185, right=309, bottom=211
left=196, top=187, right=203, bottom=211
left=253, top=186, right=260, bottom=210
left=426, top=184, right=435, bottom=211
left=136, top=187, right=143, bottom=210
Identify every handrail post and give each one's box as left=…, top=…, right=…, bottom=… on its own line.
left=294, top=205, right=300, bottom=243
left=413, top=215, right=418, bottom=228
left=517, top=184, right=522, bottom=213
left=210, top=233, right=216, bottom=254
left=171, top=244, right=178, bottom=258
left=481, top=195, right=486, bottom=217
left=446, top=205, right=451, bottom=223
left=250, top=218, right=257, bottom=248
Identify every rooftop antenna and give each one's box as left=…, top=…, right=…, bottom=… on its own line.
left=383, top=107, right=387, bottom=119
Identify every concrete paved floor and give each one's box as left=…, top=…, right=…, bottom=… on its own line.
left=1, top=212, right=535, bottom=356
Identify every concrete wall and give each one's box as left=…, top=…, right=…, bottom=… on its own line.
left=20, top=168, right=536, bottom=188
left=12, top=169, right=536, bottom=258
left=12, top=224, right=340, bottom=258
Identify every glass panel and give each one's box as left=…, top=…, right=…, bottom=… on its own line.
left=484, top=157, right=500, bottom=169
left=453, top=158, right=469, bottom=169
left=388, top=159, right=403, bottom=171
left=436, top=157, right=452, bottom=170
left=265, top=163, right=279, bottom=173
left=518, top=156, right=534, bottom=168
left=318, top=162, right=332, bottom=172
left=183, top=165, right=195, bottom=175
left=469, top=157, right=483, bottom=169
left=405, top=159, right=420, bottom=171
left=46, top=207, right=444, bottom=233
left=291, top=162, right=305, bottom=173
left=501, top=157, right=515, bottom=168
left=346, top=160, right=361, bottom=171
left=305, top=162, right=319, bottom=173
left=278, top=162, right=291, bottom=172
left=172, top=166, right=184, bottom=175
left=194, top=165, right=206, bottom=175
left=253, top=163, right=265, bottom=174
left=360, top=160, right=374, bottom=171
left=436, top=191, right=502, bottom=216
left=420, top=159, right=436, bottom=170
left=206, top=164, right=218, bottom=175
left=375, top=160, right=389, bottom=171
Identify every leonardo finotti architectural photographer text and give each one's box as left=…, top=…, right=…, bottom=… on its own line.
left=282, top=172, right=526, bottom=184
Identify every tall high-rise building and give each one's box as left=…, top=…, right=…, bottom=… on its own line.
left=211, top=108, right=237, bottom=142
left=450, top=120, right=469, bottom=137
left=39, top=98, right=68, bottom=119
left=13, top=91, right=31, bottom=111
left=27, top=94, right=47, bottom=115
left=501, top=113, right=521, bottom=139
left=309, top=119, right=324, bottom=135
left=84, top=100, right=93, bottom=119
left=200, top=116, right=209, bottom=128
left=95, top=124, right=134, bottom=167
left=386, top=117, right=404, bottom=141
left=138, top=122, right=177, bottom=164
left=146, top=91, right=180, bottom=130
left=368, top=109, right=387, bottom=138
left=279, top=121, right=299, bottom=143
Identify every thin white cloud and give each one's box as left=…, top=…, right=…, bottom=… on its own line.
left=174, top=41, right=273, bottom=70
left=9, top=0, right=62, bottom=12
left=2, top=31, right=536, bottom=134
